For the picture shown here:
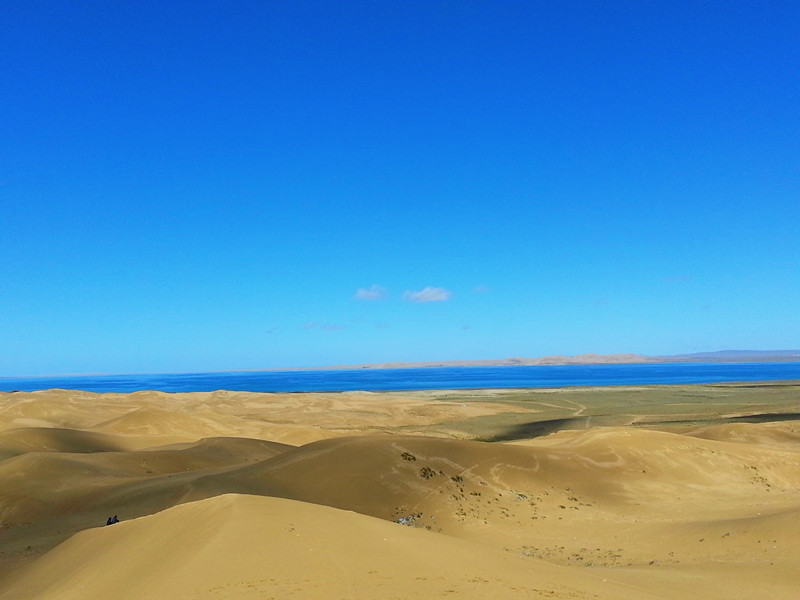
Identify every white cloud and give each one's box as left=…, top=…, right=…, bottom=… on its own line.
left=402, top=287, right=452, bottom=303
left=355, top=285, right=387, bottom=301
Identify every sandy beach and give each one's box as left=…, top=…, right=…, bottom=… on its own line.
left=1, top=383, right=798, bottom=599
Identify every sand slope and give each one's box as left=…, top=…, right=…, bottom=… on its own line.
left=0, top=494, right=664, bottom=600
left=685, top=421, right=800, bottom=450
left=1, top=387, right=798, bottom=599
left=0, top=427, right=124, bottom=459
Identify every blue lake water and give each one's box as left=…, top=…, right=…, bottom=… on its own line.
left=2, top=362, right=800, bottom=394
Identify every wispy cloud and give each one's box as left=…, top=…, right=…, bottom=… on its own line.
left=402, top=287, right=452, bottom=303
left=304, top=323, right=345, bottom=331
left=472, top=285, right=489, bottom=294
left=354, top=285, right=387, bottom=301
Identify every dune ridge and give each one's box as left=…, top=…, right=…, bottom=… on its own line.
left=1, top=386, right=799, bottom=599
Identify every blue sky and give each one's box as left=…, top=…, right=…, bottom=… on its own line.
left=2, top=1, right=799, bottom=376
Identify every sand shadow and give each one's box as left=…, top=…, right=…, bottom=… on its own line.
left=637, top=411, right=800, bottom=429
left=728, top=412, right=800, bottom=423
left=477, top=417, right=589, bottom=442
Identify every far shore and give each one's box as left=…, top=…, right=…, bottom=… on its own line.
left=303, top=351, right=800, bottom=371
left=5, top=350, right=800, bottom=380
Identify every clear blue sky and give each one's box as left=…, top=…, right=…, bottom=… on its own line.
left=2, top=1, right=798, bottom=376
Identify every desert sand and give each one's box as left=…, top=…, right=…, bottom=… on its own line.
left=0, top=383, right=798, bottom=599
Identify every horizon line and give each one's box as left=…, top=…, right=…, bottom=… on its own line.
left=3, top=349, right=800, bottom=380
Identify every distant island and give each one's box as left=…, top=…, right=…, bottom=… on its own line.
left=312, top=350, right=800, bottom=371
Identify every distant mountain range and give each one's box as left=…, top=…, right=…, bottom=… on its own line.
left=320, top=350, right=800, bottom=370
left=656, top=349, right=800, bottom=363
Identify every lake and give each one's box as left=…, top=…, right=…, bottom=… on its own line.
left=2, top=362, right=800, bottom=393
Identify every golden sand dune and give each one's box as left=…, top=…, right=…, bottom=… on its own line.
left=685, top=421, right=800, bottom=451
left=211, top=428, right=800, bottom=514
left=1, top=494, right=666, bottom=600
left=0, top=427, right=124, bottom=459
left=0, top=434, right=292, bottom=527
left=0, top=386, right=799, bottom=599
left=0, top=389, right=510, bottom=445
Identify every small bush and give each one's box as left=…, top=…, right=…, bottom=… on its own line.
left=419, top=466, right=437, bottom=480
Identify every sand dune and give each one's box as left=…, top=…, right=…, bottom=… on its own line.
left=1, top=386, right=798, bottom=599
left=206, top=428, right=800, bottom=516
left=0, top=494, right=665, bottom=600
left=0, top=389, right=512, bottom=445
left=684, top=421, right=800, bottom=450
left=0, top=427, right=124, bottom=459
left=0, top=433, right=292, bottom=528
